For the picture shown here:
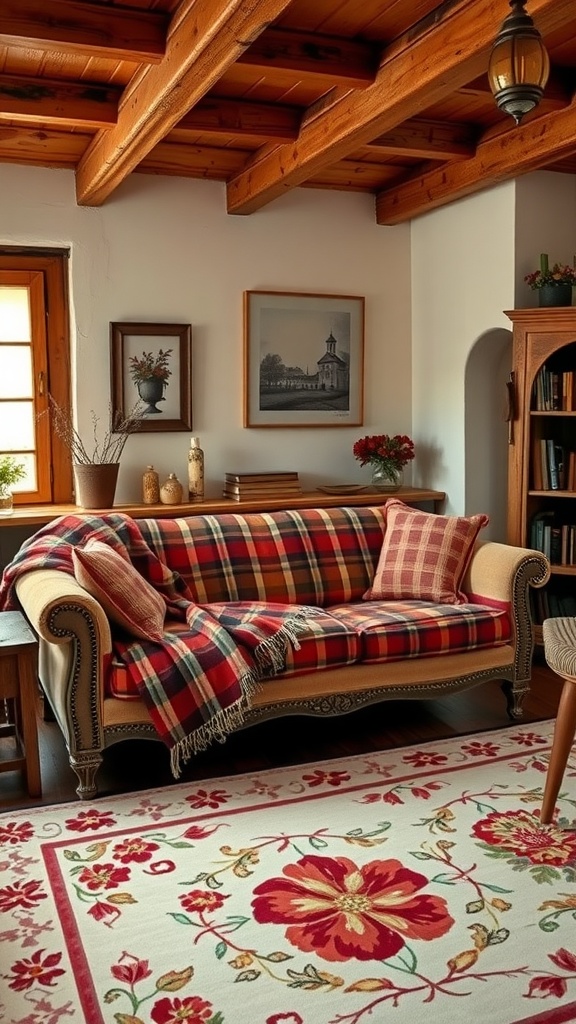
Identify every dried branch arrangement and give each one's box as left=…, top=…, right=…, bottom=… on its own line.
left=48, top=395, right=144, bottom=464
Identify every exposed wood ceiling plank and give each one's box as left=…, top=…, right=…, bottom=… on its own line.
left=0, top=73, right=119, bottom=128
left=0, top=0, right=167, bottom=63
left=225, top=0, right=573, bottom=215
left=177, top=97, right=300, bottom=142
left=376, top=100, right=576, bottom=224
left=367, top=118, right=475, bottom=160
left=75, top=0, right=297, bottom=207
left=236, top=27, right=379, bottom=88
left=0, top=124, right=91, bottom=165
left=139, top=141, right=250, bottom=179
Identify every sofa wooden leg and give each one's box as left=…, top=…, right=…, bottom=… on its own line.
left=540, top=678, right=576, bottom=825
left=69, top=752, right=103, bottom=800
left=501, top=680, right=527, bottom=719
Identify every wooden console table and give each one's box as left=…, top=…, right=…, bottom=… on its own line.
left=3, top=487, right=445, bottom=528
left=0, top=610, right=41, bottom=797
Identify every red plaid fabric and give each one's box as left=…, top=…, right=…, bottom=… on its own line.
left=0, top=513, right=311, bottom=774
left=108, top=607, right=361, bottom=698
left=136, top=506, right=387, bottom=606
left=364, top=500, right=489, bottom=604
left=327, top=600, right=511, bottom=662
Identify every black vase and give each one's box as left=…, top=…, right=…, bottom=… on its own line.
left=538, top=284, right=573, bottom=308
left=137, top=378, right=164, bottom=413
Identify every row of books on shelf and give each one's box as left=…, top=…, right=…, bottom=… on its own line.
left=532, top=589, right=576, bottom=622
left=529, top=511, right=576, bottom=563
left=531, top=438, right=576, bottom=491
left=532, top=366, right=576, bottom=411
left=223, top=471, right=302, bottom=501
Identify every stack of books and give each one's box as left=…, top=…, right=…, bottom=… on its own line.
left=223, top=471, right=302, bottom=501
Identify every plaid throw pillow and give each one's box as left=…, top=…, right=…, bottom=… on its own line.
left=72, top=539, right=166, bottom=641
left=364, top=500, right=489, bottom=605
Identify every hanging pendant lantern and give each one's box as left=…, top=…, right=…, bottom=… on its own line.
left=488, top=0, right=550, bottom=125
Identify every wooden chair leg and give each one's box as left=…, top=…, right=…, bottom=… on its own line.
left=540, top=678, right=576, bottom=825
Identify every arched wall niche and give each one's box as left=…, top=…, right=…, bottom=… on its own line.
left=464, top=327, right=512, bottom=542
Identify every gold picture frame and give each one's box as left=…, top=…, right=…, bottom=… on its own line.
left=243, top=290, right=365, bottom=428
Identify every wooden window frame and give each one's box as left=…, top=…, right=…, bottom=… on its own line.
left=0, top=247, right=73, bottom=504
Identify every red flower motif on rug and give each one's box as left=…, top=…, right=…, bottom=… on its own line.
left=64, top=808, right=117, bottom=831
left=150, top=995, right=213, bottom=1023
left=251, top=854, right=454, bottom=961
left=6, top=949, right=65, bottom=991
left=472, top=810, right=576, bottom=866
left=77, top=862, right=131, bottom=891
left=0, top=820, right=33, bottom=844
left=0, top=879, right=47, bottom=911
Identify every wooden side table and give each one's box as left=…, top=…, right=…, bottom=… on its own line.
left=0, top=610, right=41, bottom=797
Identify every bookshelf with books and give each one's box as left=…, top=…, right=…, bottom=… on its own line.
left=506, top=308, right=576, bottom=642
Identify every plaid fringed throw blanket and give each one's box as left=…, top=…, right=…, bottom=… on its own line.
left=0, top=513, right=311, bottom=775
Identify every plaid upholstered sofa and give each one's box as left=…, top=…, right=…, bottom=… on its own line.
left=2, top=500, right=550, bottom=798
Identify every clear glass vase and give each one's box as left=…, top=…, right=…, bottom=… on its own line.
left=371, top=463, right=403, bottom=492
left=0, top=483, right=13, bottom=516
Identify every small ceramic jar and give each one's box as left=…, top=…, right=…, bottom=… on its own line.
left=142, top=465, right=160, bottom=504
left=160, top=472, right=183, bottom=505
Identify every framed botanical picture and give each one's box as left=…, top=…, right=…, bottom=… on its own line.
left=110, top=322, right=192, bottom=432
left=243, top=291, right=364, bottom=427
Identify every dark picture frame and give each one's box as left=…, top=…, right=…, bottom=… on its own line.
left=110, top=322, right=192, bottom=433
left=243, top=291, right=364, bottom=428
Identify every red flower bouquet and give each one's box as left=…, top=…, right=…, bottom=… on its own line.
left=353, top=433, right=415, bottom=480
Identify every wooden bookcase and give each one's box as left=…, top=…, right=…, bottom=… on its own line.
left=506, top=307, right=576, bottom=639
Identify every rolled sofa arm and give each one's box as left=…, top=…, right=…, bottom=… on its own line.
left=463, top=540, right=550, bottom=686
left=15, top=569, right=112, bottom=768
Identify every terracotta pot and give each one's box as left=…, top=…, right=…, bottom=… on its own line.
left=74, top=463, right=119, bottom=510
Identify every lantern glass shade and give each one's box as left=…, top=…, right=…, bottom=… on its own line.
left=488, top=0, right=550, bottom=124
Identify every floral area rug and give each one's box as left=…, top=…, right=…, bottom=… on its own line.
left=1, top=721, right=576, bottom=1024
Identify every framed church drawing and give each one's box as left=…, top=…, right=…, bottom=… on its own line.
left=243, top=291, right=364, bottom=428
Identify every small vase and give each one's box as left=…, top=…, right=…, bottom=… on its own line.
left=142, top=465, right=160, bottom=504
left=0, top=483, right=14, bottom=516
left=371, top=463, right=403, bottom=492
left=137, top=378, right=165, bottom=414
left=538, top=284, right=573, bottom=308
left=188, top=437, right=205, bottom=502
left=160, top=472, right=183, bottom=505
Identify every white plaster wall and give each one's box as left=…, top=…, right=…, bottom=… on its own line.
left=411, top=183, right=517, bottom=517
left=0, top=165, right=412, bottom=503
left=514, top=171, right=576, bottom=307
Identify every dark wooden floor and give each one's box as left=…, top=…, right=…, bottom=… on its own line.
left=0, top=656, right=563, bottom=811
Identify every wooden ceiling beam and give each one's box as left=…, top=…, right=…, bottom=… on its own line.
left=0, top=0, right=167, bottom=63
left=236, top=27, right=379, bottom=88
left=375, top=100, right=576, bottom=224
left=461, top=69, right=570, bottom=105
left=177, top=98, right=300, bottom=142
left=75, top=0, right=296, bottom=207
left=367, top=118, right=475, bottom=160
left=0, top=73, right=119, bottom=129
left=226, top=0, right=573, bottom=215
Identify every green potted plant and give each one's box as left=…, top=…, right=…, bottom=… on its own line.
left=0, top=454, right=26, bottom=516
left=525, top=254, right=576, bottom=308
